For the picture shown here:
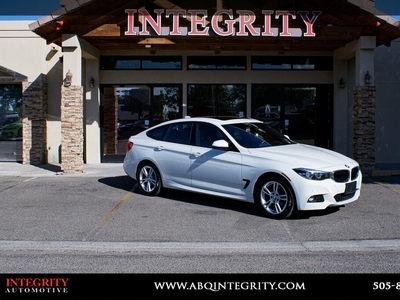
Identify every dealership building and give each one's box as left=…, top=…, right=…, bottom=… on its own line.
left=0, top=0, right=400, bottom=175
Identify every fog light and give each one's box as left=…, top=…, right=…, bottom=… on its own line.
left=307, top=195, right=325, bottom=203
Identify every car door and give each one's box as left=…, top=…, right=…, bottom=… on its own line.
left=152, top=122, right=193, bottom=187
left=190, top=122, right=243, bottom=197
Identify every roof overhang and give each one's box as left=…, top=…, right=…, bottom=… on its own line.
left=29, top=0, right=400, bottom=52
left=0, top=66, right=28, bottom=83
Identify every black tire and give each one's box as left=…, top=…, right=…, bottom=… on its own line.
left=136, top=162, right=162, bottom=196
left=254, top=175, right=296, bottom=219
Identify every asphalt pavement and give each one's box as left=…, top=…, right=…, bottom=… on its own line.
left=0, top=162, right=126, bottom=178
left=0, top=161, right=399, bottom=274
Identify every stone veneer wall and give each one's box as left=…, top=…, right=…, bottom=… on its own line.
left=61, top=85, right=84, bottom=173
left=103, top=89, right=118, bottom=155
left=22, top=75, right=47, bottom=165
left=353, top=86, right=375, bottom=174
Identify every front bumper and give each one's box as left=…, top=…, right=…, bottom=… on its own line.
left=289, top=167, right=362, bottom=211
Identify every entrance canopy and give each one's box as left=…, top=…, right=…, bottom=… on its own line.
left=30, top=0, right=400, bottom=52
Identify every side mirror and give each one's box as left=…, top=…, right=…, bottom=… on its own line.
left=212, top=139, right=230, bottom=149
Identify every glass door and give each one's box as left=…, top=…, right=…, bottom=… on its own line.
left=283, top=87, right=317, bottom=145
left=252, top=85, right=332, bottom=148
left=252, top=85, right=283, bottom=131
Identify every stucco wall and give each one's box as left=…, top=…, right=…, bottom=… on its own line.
left=374, top=39, right=400, bottom=170
left=0, top=21, right=63, bottom=165
left=0, top=21, right=61, bottom=82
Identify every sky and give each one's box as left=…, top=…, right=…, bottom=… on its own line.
left=0, top=0, right=399, bottom=20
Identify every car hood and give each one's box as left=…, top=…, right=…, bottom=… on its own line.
left=248, top=144, right=357, bottom=170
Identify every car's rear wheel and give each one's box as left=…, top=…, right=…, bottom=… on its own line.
left=137, top=162, right=162, bottom=196
left=254, top=175, right=296, bottom=219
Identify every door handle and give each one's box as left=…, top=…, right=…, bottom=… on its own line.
left=192, top=152, right=202, bottom=158
left=156, top=146, right=164, bottom=151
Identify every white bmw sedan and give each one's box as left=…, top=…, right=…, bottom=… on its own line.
left=124, top=117, right=362, bottom=219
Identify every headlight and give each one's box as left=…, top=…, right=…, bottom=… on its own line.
left=293, top=168, right=332, bottom=181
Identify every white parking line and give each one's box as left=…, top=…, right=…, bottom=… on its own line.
left=23, top=177, right=37, bottom=182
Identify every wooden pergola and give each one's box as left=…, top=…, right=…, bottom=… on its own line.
left=29, top=0, right=400, bottom=53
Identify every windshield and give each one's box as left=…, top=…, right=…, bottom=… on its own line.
left=223, top=122, right=295, bottom=148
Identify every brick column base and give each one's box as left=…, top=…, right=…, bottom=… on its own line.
left=353, top=86, right=375, bottom=174
left=61, top=85, right=84, bottom=173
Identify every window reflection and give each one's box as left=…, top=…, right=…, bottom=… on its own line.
left=188, top=84, right=246, bottom=117
left=100, top=56, right=182, bottom=70
left=251, top=56, right=332, bottom=70
left=188, top=56, right=246, bottom=70
left=0, top=84, right=22, bottom=140
left=0, top=84, right=23, bottom=162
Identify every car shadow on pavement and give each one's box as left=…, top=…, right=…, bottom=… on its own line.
left=292, top=207, right=342, bottom=220
left=150, top=188, right=342, bottom=220
left=159, top=189, right=262, bottom=217
left=98, top=176, right=136, bottom=192
left=98, top=176, right=344, bottom=220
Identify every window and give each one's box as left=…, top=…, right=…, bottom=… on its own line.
left=195, top=122, right=227, bottom=148
left=0, top=83, right=23, bottom=162
left=162, top=122, right=193, bottom=145
left=100, top=56, right=182, bottom=70
left=163, top=122, right=191, bottom=144
left=142, top=57, right=182, bottom=70
left=188, top=84, right=246, bottom=117
left=223, top=123, right=293, bottom=148
left=188, top=56, right=246, bottom=70
left=0, top=84, right=22, bottom=138
left=147, top=125, right=168, bottom=141
left=251, top=56, right=333, bottom=70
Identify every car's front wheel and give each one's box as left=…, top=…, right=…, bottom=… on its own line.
left=137, top=162, right=162, bottom=196
left=254, top=175, right=296, bottom=219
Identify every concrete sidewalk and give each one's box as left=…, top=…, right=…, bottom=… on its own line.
left=0, top=162, right=126, bottom=177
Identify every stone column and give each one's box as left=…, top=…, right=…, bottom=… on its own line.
left=103, top=87, right=118, bottom=155
left=22, top=75, right=47, bottom=165
left=352, top=36, right=376, bottom=174
left=61, top=85, right=84, bottom=173
left=353, top=86, right=375, bottom=174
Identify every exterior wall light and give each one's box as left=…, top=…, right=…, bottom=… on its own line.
left=64, top=70, right=73, bottom=87
left=339, top=78, right=345, bottom=89
left=364, top=71, right=372, bottom=85
left=89, top=77, right=95, bottom=88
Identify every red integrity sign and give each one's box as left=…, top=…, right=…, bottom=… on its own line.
left=125, top=9, right=321, bottom=37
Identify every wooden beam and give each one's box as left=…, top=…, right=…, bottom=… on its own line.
left=84, top=24, right=121, bottom=37
left=137, top=37, right=175, bottom=44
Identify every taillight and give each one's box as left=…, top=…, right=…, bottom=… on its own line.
left=126, top=141, right=134, bottom=151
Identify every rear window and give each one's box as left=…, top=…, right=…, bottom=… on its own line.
left=147, top=122, right=193, bottom=145
left=147, top=125, right=168, bottom=141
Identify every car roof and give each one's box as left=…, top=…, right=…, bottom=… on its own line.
left=162, top=116, right=263, bottom=126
